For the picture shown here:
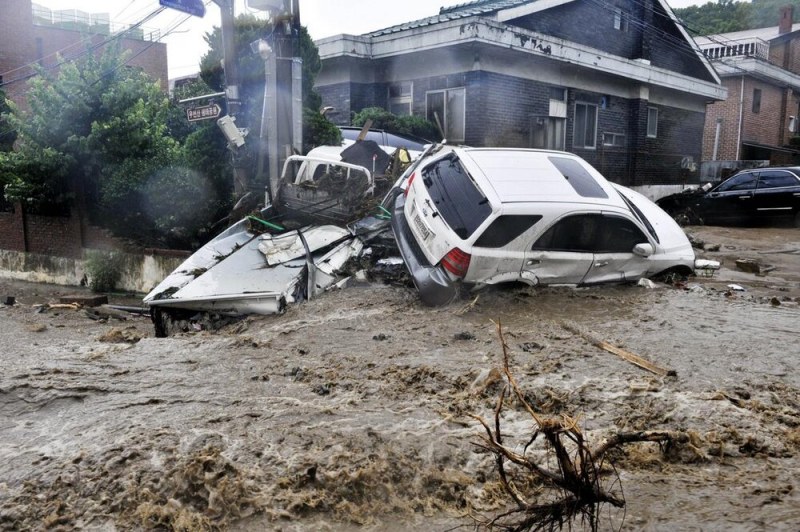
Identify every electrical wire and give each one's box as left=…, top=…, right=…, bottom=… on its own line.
left=0, top=7, right=166, bottom=90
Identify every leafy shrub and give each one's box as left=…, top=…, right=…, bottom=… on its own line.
left=85, top=250, right=124, bottom=293
left=351, top=107, right=441, bottom=141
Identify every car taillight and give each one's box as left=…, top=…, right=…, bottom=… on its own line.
left=403, top=172, right=417, bottom=197
left=440, top=247, right=471, bottom=278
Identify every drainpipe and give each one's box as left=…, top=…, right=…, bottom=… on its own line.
left=712, top=118, right=722, bottom=161
left=736, top=76, right=744, bottom=160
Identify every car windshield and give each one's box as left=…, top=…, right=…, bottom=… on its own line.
left=616, top=189, right=660, bottom=244
left=421, top=155, right=492, bottom=239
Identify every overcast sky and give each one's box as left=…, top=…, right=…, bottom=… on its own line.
left=32, top=0, right=710, bottom=78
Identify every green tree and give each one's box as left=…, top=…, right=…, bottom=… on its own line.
left=0, top=86, right=16, bottom=152
left=0, top=44, right=230, bottom=248
left=675, top=0, right=800, bottom=36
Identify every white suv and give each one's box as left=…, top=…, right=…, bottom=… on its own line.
left=390, top=146, right=704, bottom=305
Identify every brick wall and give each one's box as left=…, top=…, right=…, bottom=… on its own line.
left=769, top=36, right=800, bottom=75
left=317, top=82, right=380, bottom=125
left=514, top=0, right=644, bottom=59
left=24, top=210, right=83, bottom=259
left=0, top=203, right=129, bottom=259
left=702, top=77, right=741, bottom=161
left=1, top=0, right=168, bottom=110
left=319, top=69, right=703, bottom=185
left=0, top=0, right=37, bottom=108
left=703, top=76, right=800, bottom=163
left=510, top=0, right=714, bottom=82
left=741, top=80, right=787, bottom=147
left=32, top=26, right=168, bottom=92
left=0, top=206, right=26, bottom=252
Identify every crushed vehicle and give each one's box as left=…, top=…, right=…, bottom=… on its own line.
left=388, top=146, right=718, bottom=306
left=143, top=139, right=425, bottom=336
left=656, top=167, right=800, bottom=227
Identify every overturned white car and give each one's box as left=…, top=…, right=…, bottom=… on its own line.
left=389, top=146, right=717, bottom=306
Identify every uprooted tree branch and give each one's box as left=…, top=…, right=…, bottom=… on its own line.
left=472, top=321, right=690, bottom=531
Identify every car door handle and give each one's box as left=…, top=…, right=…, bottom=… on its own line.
left=526, top=259, right=540, bottom=266
left=738, top=196, right=752, bottom=200
left=594, top=261, right=608, bottom=267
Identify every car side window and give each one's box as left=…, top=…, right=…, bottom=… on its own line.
left=532, top=214, right=646, bottom=253
left=717, top=172, right=757, bottom=192
left=532, top=214, right=600, bottom=252
left=757, top=171, right=799, bottom=189
left=595, top=216, right=648, bottom=253
left=474, top=215, right=542, bottom=248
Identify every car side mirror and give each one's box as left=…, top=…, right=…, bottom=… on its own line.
left=632, top=243, right=654, bottom=257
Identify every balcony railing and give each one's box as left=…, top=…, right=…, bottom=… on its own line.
left=31, top=3, right=161, bottom=42
left=699, top=37, right=769, bottom=61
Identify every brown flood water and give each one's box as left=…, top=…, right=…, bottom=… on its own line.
left=0, top=225, right=798, bottom=530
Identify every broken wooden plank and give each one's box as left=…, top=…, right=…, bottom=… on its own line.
left=561, top=321, right=673, bottom=377
left=59, top=294, right=109, bottom=307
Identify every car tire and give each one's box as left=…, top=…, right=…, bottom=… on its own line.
left=673, top=208, right=703, bottom=227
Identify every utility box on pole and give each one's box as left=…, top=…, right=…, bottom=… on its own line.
left=248, top=0, right=303, bottom=204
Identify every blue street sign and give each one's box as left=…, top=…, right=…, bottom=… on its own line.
left=159, top=0, right=206, bottom=18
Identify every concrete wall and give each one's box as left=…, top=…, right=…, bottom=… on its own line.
left=0, top=249, right=187, bottom=295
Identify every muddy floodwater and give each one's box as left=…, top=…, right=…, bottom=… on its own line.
left=1, top=226, right=799, bottom=530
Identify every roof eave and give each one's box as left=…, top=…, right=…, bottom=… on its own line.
left=317, top=18, right=726, bottom=101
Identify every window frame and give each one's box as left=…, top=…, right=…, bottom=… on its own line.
left=602, top=132, right=626, bottom=147
left=647, top=106, right=658, bottom=138
left=574, top=102, right=598, bottom=150
left=752, top=88, right=762, bottom=114
left=717, top=171, right=758, bottom=192
left=613, top=8, right=628, bottom=31
left=388, top=81, right=413, bottom=116
left=756, top=170, right=800, bottom=189
left=426, top=87, right=466, bottom=143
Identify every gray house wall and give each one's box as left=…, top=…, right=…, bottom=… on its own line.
left=315, top=0, right=720, bottom=186
left=318, top=71, right=704, bottom=186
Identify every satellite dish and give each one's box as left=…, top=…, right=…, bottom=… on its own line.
left=246, top=0, right=288, bottom=12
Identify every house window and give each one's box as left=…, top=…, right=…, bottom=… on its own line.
left=602, top=132, right=625, bottom=147
left=614, top=9, right=628, bottom=31
left=426, top=87, right=465, bottom=142
left=752, top=88, right=761, bottom=113
left=574, top=102, right=597, bottom=149
left=647, top=107, right=658, bottom=138
left=549, top=86, right=567, bottom=101
left=388, top=81, right=413, bottom=116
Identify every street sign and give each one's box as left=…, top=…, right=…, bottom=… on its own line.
left=187, top=103, right=222, bottom=122
left=159, top=0, right=206, bottom=18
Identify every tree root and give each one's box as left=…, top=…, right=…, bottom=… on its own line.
left=472, top=321, right=687, bottom=531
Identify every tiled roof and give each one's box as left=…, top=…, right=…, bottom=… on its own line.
left=367, top=0, right=533, bottom=37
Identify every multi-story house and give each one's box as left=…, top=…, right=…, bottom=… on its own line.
left=0, top=0, right=168, bottom=110
left=697, top=5, right=800, bottom=176
left=314, top=0, right=725, bottom=188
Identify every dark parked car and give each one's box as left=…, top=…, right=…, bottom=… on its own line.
left=657, top=167, right=800, bottom=227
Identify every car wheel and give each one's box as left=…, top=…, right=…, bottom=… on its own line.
left=673, top=208, right=703, bottom=227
